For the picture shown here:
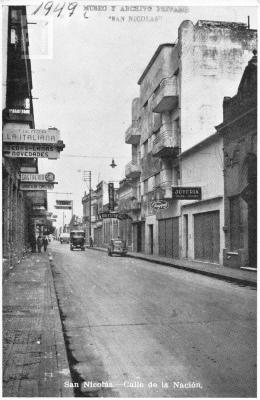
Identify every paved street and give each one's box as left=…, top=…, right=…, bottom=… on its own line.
left=50, top=241, right=256, bottom=398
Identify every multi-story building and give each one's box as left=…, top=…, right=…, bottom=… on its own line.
left=82, top=181, right=120, bottom=247
left=2, top=6, right=64, bottom=271
left=122, top=19, right=257, bottom=264
left=82, top=189, right=97, bottom=242
left=2, top=6, right=40, bottom=269
left=217, top=51, right=257, bottom=269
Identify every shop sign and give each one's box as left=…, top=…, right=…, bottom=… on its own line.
left=151, top=200, right=169, bottom=210
left=117, top=213, right=132, bottom=220
left=55, top=200, right=72, bottom=210
left=54, top=205, right=72, bottom=210
left=20, top=182, right=55, bottom=191
left=3, top=144, right=60, bottom=159
left=172, top=187, right=202, bottom=200
left=3, top=127, right=60, bottom=144
left=21, top=172, right=56, bottom=182
left=99, top=212, right=118, bottom=219
left=108, top=183, right=114, bottom=211
left=20, top=166, right=37, bottom=173
left=56, top=200, right=72, bottom=206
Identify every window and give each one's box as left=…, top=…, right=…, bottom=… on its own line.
left=137, top=184, right=141, bottom=201
left=143, top=179, right=148, bottom=194
left=10, top=28, right=17, bottom=44
left=132, top=145, right=138, bottom=163
left=143, top=140, right=148, bottom=156
left=154, top=172, right=160, bottom=188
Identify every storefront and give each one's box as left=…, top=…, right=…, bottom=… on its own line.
left=158, top=217, right=179, bottom=258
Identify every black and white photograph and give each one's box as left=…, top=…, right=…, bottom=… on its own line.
left=2, top=0, right=257, bottom=397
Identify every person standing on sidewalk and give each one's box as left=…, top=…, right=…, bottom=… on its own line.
left=43, top=236, right=49, bottom=252
left=30, top=235, right=36, bottom=253
left=89, top=236, right=93, bottom=247
left=37, top=236, right=43, bottom=253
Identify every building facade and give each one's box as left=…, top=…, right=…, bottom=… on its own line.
left=217, top=51, right=257, bottom=269
left=2, top=6, right=39, bottom=269
left=2, top=6, right=64, bottom=271
left=121, top=19, right=257, bottom=264
left=82, top=181, right=120, bottom=247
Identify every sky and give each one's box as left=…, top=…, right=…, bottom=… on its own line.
left=26, top=2, right=258, bottom=228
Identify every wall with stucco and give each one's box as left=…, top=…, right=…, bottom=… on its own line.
left=179, top=20, right=257, bottom=152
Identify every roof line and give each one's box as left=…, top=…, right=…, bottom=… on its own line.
left=137, top=43, right=175, bottom=85
left=179, top=132, right=220, bottom=159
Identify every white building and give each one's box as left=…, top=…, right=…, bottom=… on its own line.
left=121, top=19, right=257, bottom=264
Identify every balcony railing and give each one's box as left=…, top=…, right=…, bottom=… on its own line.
left=118, top=198, right=141, bottom=212
left=3, top=106, right=34, bottom=124
left=152, top=76, right=178, bottom=113
left=125, top=161, right=141, bottom=179
left=125, top=124, right=141, bottom=145
left=152, top=126, right=179, bottom=158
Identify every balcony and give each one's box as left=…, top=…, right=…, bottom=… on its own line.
left=3, top=106, right=34, bottom=125
left=152, top=76, right=178, bottom=113
left=125, top=161, right=141, bottom=179
left=125, top=124, right=141, bottom=145
left=152, top=126, right=179, bottom=158
left=119, top=198, right=141, bottom=212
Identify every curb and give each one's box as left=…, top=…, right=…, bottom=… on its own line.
left=48, top=252, right=74, bottom=397
left=88, top=246, right=256, bottom=288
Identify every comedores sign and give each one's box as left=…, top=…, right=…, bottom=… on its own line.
left=3, top=144, right=60, bottom=159
left=172, top=187, right=202, bottom=200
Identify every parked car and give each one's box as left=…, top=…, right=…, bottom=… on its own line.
left=107, top=238, right=127, bottom=257
left=70, top=230, right=85, bottom=251
left=60, top=233, right=70, bottom=244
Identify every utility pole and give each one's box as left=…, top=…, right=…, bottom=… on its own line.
left=82, top=170, right=92, bottom=243
left=89, top=173, right=91, bottom=240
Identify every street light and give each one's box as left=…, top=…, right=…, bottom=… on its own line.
left=110, top=158, right=117, bottom=168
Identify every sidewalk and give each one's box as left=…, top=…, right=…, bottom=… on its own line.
left=90, top=246, right=257, bottom=287
left=3, top=251, right=74, bottom=397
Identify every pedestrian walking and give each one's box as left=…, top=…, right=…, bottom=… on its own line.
left=36, top=236, right=43, bottom=253
left=30, top=235, right=36, bottom=253
left=89, top=236, right=93, bottom=247
left=43, top=236, right=49, bottom=252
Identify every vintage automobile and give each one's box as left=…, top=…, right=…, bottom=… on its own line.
left=107, top=238, right=127, bottom=257
left=60, top=233, right=70, bottom=244
left=70, top=230, right=85, bottom=251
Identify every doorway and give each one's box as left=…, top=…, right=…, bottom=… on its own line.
left=184, top=214, right=188, bottom=258
left=149, top=224, right=153, bottom=254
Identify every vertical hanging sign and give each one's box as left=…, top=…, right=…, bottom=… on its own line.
left=108, top=183, right=114, bottom=211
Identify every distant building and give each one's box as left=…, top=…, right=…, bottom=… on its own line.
left=217, top=51, right=257, bottom=269
left=118, top=177, right=141, bottom=251
left=82, top=181, right=119, bottom=247
left=121, top=19, right=257, bottom=263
